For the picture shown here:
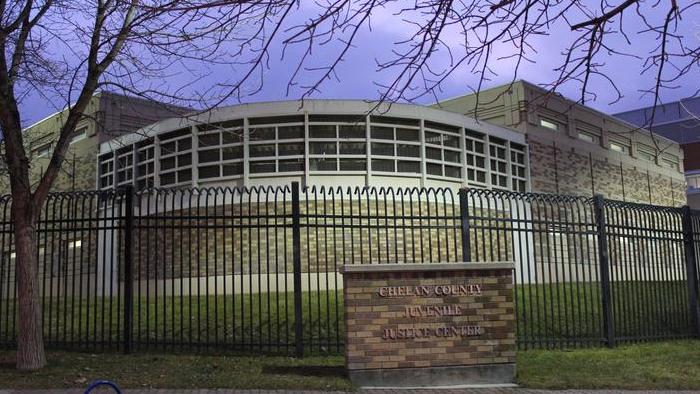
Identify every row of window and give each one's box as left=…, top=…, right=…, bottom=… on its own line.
left=539, top=117, right=680, bottom=171
left=99, top=116, right=528, bottom=191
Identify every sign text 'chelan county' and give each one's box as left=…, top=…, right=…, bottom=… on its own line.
left=378, top=284, right=482, bottom=298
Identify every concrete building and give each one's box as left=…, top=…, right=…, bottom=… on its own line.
left=0, top=94, right=689, bottom=300
left=614, top=97, right=700, bottom=208
left=0, top=91, right=188, bottom=192
left=434, top=80, right=686, bottom=206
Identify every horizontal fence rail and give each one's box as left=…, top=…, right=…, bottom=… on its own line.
left=0, top=183, right=698, bottom=354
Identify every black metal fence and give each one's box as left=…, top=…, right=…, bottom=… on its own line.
left=0, top=183, right=698, bottom=355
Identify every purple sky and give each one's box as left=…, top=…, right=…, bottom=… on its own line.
left=19, top=2, right=700, bottom=127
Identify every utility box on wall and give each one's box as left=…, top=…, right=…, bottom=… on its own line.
left=342, top=262, right=516, bottom=388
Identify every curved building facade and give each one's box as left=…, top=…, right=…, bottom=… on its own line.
left=97, top=100, right=529, bottom=191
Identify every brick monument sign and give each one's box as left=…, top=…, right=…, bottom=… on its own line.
left=341, top=262, right=516, bottom=387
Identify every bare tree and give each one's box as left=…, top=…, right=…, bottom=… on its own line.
left=282, top=0, right=696, bottom=149
left=0, top=0, right=302, bottom=371
left=0, top=0, right=696, bottom=371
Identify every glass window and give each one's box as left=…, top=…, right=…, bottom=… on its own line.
left=445, top=166, right=461, bottom=178
left=70, top=128, right=88, bottom=144
left=339, top=125, right=365, bottom=138
left=688, top=175, right=700, bottom=189
left=578, top=131, right=599, bottom=144
left=250, top=127, right=275, bottom=141
left=278, top=125, right=304, bottom=139
left=198, top=119, right=243, bottom=131
left=426, top=147, right=441, bottom=160
left=370, top=126, right=394, bottom=140
left=161, top=157, right=176, bottom=170
left=638, top=144, right=656, bottom=162
left=339, top=142, right=365, bottom=155
left=491, top=159, right=507, bottom=173
left=372, top=159, right=394, bottom=172
left=223, top=163, right=243, bottom=176
left=117, top=169, right=132, bottom=184
left=161, top=141, right=176, bottom=155
left=425, top=131, right=441, bottom=145
left=490, top=144, right=506, bottom=159
left=396, top=144, right=420, bottom=157
left=160, top=127, right=189, bottom=141
left=540, top=118, right=559, bottom=131
left=100, top=160, right=114, bottom=174
left=426, top=163, right=442, bottom=176
left=340, top=158, right=366, bottom=171
left=467, top=154, right=485, bottom=168
left=250, top=144, right=276, bottom=157
left=425, top=121, right=459, bottom=133
left=465, top=139, right=484, bottom=154
left=397, top=161, right=420, bottom=173
left=309, top=114, right=365, bottom=123
left=137, top=178, right=153, bottom=189
left=310, top=142, right=336, bottom=155
left=137, top=163, right=154, bottom=176
left=178, top=169, right=192, bottom=183
left=222, top=146, right=243, bottom=160
left=310, top=158, right=336, bottom=171
left=492, top=173, right=508, bottom=187
left=467, top=168, right=486, bottom=183
left=444, top=150, right=461, bottom=163
left=278, top=143, right=304, bottom=156
left=371, top=142, right=394, bottom=156
left=396, top=128, right=419, bottom=141
left=370, top=116, right=419, bottom=126
left=138, top=147, right=154, bottom=161
left=222, top=131, right=242, bottom=144
left=198, top=134, right=219, bottom=147
left=177, top=153, right=191, bottom=167
left=199, top=149, right=219, bottom=163
left=250, top=160, right=276, bottom=173
left=610, top=141, right=629, bottom=154
left=442, top=134, right=460, bottom=148
left=279, top=159, right=304, bottom=172
left=511, top=150, right=525, bottom=165
left=177, top=138, right=192, bottom=151
left=161, top=172, right=176, bottom=185
left=309, top=125, right=336, bottom=138
left=249, top=115, right=303, bottom=125
left=198, top=165, right=220, bottom=179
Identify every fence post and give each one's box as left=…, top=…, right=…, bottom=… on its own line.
left=459, top=188, right=471, bottom=262
left=291, top=181, right=304, bottom=357
left=122, top=185, right=135, bottom=354
left=593, top=194, right=615, bottom=347
left=681, top=205, right=700, bottom=336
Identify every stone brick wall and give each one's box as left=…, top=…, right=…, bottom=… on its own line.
left=129, top=200, right=516, bottom=279
left=343, top=264, right=516, bottom=371
left=529, top=139, right=686, bottom=206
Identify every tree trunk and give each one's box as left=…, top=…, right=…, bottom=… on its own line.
left=13, top=198, right=46, bottom=371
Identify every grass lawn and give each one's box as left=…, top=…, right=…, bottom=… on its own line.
left=517, top=340, right=700, bottom=390
left=0, top=350, right=351, bottom=391
left=1, top=281, right=692, bottom=352
left=1, top=340, right=700, bottom=390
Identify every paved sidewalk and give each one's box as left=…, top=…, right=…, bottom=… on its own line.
left=1, top=389, right=700, bottom=393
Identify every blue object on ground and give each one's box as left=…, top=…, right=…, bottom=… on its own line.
left=84, top=380, right=122, bottom=393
